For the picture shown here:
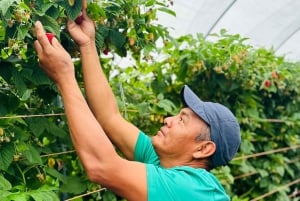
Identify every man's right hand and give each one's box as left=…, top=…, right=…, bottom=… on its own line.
left=67, top=0, right=95, bottom=48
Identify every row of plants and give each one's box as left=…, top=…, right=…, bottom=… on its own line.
left=0, top=0, right=300, bottom=200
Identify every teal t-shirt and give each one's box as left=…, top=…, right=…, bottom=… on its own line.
left=134, top=131, right=230, bottom=201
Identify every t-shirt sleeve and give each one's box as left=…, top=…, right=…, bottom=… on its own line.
left=134, top=131, right=160, bottom=165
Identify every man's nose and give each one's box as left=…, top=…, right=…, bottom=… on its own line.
left=164, top=116, right=172, bottom=127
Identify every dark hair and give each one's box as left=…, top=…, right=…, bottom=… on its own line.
left=195, top=125, right=213, bottom=171
left=195, top=125, right=211, bottom=142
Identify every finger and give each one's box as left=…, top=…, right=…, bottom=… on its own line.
left=82, top=0, right=87, bottom=10
left=35, top=21, right=51, bottom=49
left=34, top=40, right=44, bottom=55
left=51, top=37, right=64, bottom=49
left=81, top=0, right=89, bottom=19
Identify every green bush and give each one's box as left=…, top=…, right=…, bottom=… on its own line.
left=0, top=0, right=299, bottom=200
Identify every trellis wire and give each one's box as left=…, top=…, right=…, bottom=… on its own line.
left=289, top=190, right=300, bottom=199
left=250, top=178, right=300, bottom=201
left=234, top=157, right=300, bottom=180
left=64, top=187, right=106, bottom=201
left=1, top=113, right=299, bottom=200
left=233, top=144, right=300, bottom=161
left=0, top=113, right=298, bottom=123
left=39, top=143, right=300, bottom=162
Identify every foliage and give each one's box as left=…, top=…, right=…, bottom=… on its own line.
left=0, top=0, right=300, bottom=201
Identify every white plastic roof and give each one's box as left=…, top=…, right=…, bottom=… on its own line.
left=157, top=0, right=300, bottom=62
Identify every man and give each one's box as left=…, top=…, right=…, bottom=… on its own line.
left=34, top=1, right=241, bottom=200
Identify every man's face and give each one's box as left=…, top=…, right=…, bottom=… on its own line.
left=152, top=108, right=208, bottom=158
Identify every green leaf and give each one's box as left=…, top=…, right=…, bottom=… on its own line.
left=28, top=117, right=48, bottom=137
left=103, top=190, right=117, bottom=201
left=58, top=0, right=82, bottom=21
left=31, top=2, right=53, bottom=16
left=109, top=29, right=127, bottom=51
left=17, top=25, right=31, bottom=40
left=29, top=190, right=59, bottom=201
left=11, top=68, right=27, bottom=98
left=95, top=29, right=106, bottom=51
left=21, top=89, right=32, bottom=101
left=275, top=166, right=285, bottom=177
left=0, top=190, right=13, bottom=201
left=157, top=99, right=176, bottom=113
left=6, top=192, right=28, bottom=201
left=0, top=0, right=20, bottom=16
left=0, top=175, right=12, bottom=190
left=38, top=15, right=60, bottom=39
left=157, top=7, right=176, bottom=17
left=47, top=122, right=67, bottom=138
left=87, top=2, right=106, bottom=20
left=21, top=64, right=51, bottom=86
left=60, top=176, right=87, bottom=194
left=45, top=167, right=67, bottom=183
left=0, top=143, right=14, bottom=171
left=0, top=21, right=5, bottom=41
left=145, top=0, right=156, bottom=7
left=46, top=6, right=60, bottom=19
left=22, top=145, right=42, bottom=165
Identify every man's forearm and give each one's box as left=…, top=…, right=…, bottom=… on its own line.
left=79, top=43, right=120, bottom=128
left=57, top=77, right=118, bottom=172
left=78, top=43, right=140, bottom=160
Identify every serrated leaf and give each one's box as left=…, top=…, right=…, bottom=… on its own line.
left=145, top=0, right=156, bottom=7
left=0, top=190, right=13, bottom=201
left=31, top=2, right=53, bottom=16
left=103, top=190, right=117, bottom=201
left=47, top=122, right=67, bottom=138
left=29, top=190, right=59, bottom=201
left=46, top=6, right=60, bottom=19
left=87, top=2, right=106, bottom=20
left=0, top=21, right=5, bottom=40
left=21, top=89, right=32, bottom=101
left=12, top=68, right=27, bottom=98
left=38, top=15, right=60, bottom=39
left=109, top=29, right=126, bottom=50
left=22, top=145, right=42, bottom=165
left=28, top=117, right=48, bottom=137
left=0, top=143, right=14, bottom=171
left=157, top=7, right=176, bottom=17
left=6, top=193, right=28, bottom=201
left=21, top=64, right=51, bottom=86
left=45, top=167, right=67, bottom=183
left=0, top=0, right=20, bottom=16
left=58, top=0, right=82, bottom=21
left=60, top=176, right=87, bottom=194
left=17, top=25, right=31, bottom=40
left=0, top=175, right=12, bottom=190
left=157, top=99, right=176, bottom=113
left=95, top=26, right=107, bottom=51
left=16, top=142, right=29, bottom=153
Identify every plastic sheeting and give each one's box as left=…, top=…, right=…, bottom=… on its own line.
left=158, top=0, right=300, bottom=61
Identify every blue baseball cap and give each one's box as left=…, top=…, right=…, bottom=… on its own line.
left=181, top=85, right=241, bottom=168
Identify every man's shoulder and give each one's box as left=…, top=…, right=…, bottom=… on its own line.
left=146, top=165, right=230, bottom=201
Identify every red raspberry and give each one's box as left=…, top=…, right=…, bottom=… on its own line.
left=75, top=15, right=84, bottom=24
left=45, top=33, right=55, bottom=44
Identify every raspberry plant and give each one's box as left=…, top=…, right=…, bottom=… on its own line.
left=1, top=0, right=300, bottom=201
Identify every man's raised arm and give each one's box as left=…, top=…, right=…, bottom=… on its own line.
left=67, top=2, right=139, bottom=160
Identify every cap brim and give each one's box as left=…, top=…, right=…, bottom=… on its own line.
left=181, top=85, right=210, bottom=125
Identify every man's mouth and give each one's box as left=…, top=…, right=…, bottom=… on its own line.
left=158, top=128, right=165, bottom=137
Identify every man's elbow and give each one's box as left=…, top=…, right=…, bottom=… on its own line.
left=84, top=158, right=119, bottom=187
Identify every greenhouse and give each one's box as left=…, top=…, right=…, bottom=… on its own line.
left=158, top=0, right=300, bottom=62
left=0, top=0, right=299, bottom=201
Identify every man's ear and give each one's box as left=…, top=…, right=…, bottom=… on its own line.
left=192, top=141, right=216, bottom=159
